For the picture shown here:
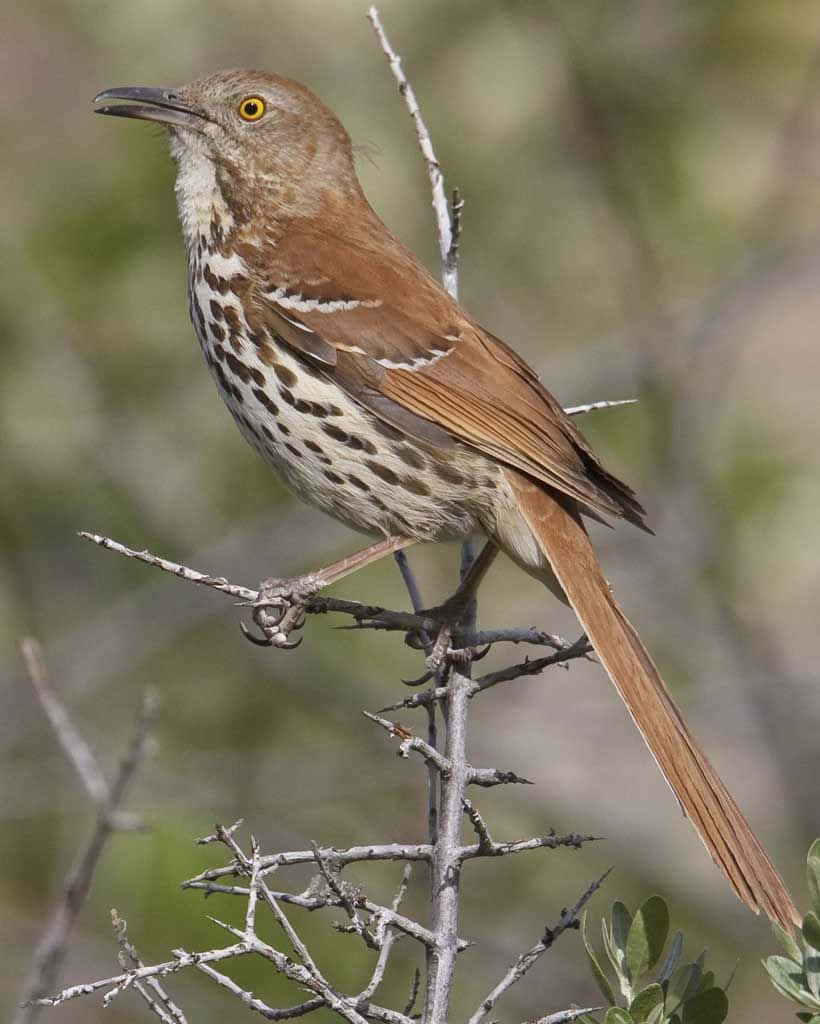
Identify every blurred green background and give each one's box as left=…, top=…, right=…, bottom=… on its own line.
left=3, top=1, right=820, bottom=1020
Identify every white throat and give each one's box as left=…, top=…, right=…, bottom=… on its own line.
left=169, top=134, right=234, bottom=251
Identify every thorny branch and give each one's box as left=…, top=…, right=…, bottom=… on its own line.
left=15, top=640, right=157, bottom=1024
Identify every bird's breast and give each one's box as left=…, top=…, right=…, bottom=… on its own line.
left=186, top=248, right=498, bottom=542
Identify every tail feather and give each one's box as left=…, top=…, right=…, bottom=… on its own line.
left=504, top=469, right=799, bottom=931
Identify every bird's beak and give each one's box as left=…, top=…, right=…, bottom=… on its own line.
left=93, top=86, right=208, bottom=130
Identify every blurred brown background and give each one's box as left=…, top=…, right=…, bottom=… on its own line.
left=3, top=1, right=820, bottom=1020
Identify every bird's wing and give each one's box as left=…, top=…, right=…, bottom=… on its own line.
left=236, top=225, right=648, bottom=529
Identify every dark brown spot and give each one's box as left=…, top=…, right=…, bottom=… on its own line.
left=209, top=300, right=224, bottom=321
left=192, top=294, right=206, bottom=336
left=203, top=264, right=218, bottom=290
left=304, top=440, right=324, bottom=454
left=401, top=476, right=431, bottom=497
left=249, top=366, right=265, bottom=386
left=226, top=352, right=252, bottom=384
left=213, top=343, right=226, bottom=363
left=435, top=463, right=465, bottom=486
left=217, top=276, right=230, bottom=296
left=394, top=445, right=425, bottom=470
left=294, top=398, right=313, bottom=414
left=231, top=384, right=244, bottom=404
left=252, top=388, right=278, bottom=416
left=482, top=476, right=497, bottom=490
left=322, top=423, right=349, bottom=443
left=324, top=470, right=344, bottom=484
left=224, top=307, right=242, bottom=333
left=346, top=434, right=378, bottom=455
left=209, top=321, right=225, bottom=342
left=279, top=387, right=295, bottom=407
left=310, top=404, right=328, bottom=418
left=273, top=364, right=298, bottom=388
left=277, top=422, right=290, bottom=435
left=348, top=475, right=370, bottom=492
left=261, top=425, right=275, bottom=440
left=366, top=461, right=399, bottom=486
left=285, top=443, right=302, bottom=458
left=257, top=343, right=278, bottom=366
left=240, top=414, right=259, bottom=439
left=213, top=363, right=229, bottom=393
left=328, top=405, right=344, bottom=417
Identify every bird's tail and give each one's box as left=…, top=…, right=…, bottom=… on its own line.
left=504, top=468, right=799, bottom=931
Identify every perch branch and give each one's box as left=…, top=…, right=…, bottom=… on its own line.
left=466, top=869, right=612, bottom=1024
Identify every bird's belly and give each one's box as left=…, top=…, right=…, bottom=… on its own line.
left=188, top=269, right=495, bottom=541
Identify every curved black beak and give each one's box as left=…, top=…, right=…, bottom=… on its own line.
left=93, top=86, right=207, bottom=130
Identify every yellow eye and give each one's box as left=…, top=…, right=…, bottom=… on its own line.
left=238, top=96, right=266, bottom=122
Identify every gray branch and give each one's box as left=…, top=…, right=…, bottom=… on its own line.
left=15, top=642, right=157, bottom=1024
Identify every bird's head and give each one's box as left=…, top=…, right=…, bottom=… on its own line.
left=95, top=69, right=360, bottom=241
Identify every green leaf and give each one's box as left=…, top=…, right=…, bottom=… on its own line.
left=808, top=839, right=820, bottom=919
left=603, top=918, right=620, bottom=972
left=612, top=902, right=633, bottom=957
left=805, top=950, right=820, bottom=1001
left=681, top=987, right=729, bottom=1024
left=804, top=912, right=820, bottom=953
left=626, top=897, right=670, bottom=980
left=629, top=983, right=664, bottom=1022
left=671, top=960, right=703, bottom=1006
left=583, top=911, right=617, bottom=1006
left=646, top=1007, right=665, bottom=1024
left=604, top=1009, right=633, bottom=1024
left=658, top=931, right=683, bottom=985
left=773, top=921, right=804, bottom=963
left=763, top=954, right=811, bottom=1004
left=794, top=1014, right=820, bottom=1023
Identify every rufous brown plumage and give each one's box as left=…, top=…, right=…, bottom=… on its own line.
left=94, top=69, right=798, bottom=930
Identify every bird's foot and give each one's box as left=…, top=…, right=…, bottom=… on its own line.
left=241, top=574, right=321, bottom=649
left=403, top=590, right=486, bottom=685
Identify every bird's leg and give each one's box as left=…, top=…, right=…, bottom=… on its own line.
left=408, top=541, right=499, bottom=677
left=242, top=535, right=416, bottom=648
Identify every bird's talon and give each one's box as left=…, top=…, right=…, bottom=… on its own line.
left=240, top=620, right=274, bottom=647
left=402, top=669, right=435, bottom=687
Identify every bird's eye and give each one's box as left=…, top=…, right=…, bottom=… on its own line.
left=238, top=96, right=266, bottom=122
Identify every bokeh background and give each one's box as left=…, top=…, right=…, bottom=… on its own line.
left=3, top=1, right=820, bottom=1020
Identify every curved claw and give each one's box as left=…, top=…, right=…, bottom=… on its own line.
left=278, top=634, right=304, bottom=650
left=472, top=643, right=492, bottom=662
left=240, top=620, right=274, bottom=647
left=402, top=668, right=435, bottom=687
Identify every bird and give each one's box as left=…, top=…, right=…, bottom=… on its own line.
left=94, top=69, right=798, bottom=930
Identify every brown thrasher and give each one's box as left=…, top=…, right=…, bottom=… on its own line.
left=94, top=70, right=798, bottom=929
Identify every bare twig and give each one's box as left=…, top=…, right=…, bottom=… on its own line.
left=79, top=530, right=257, bottom=601
left=424, top=670, right=472, bottom=1022
left=21, top=638, right=109, bottom=805
left=367, top=5, right=457, bottom=297
left=183, top=841, right=432, bottom=888
left=531, top=1010, right=604, bottom=1024
left=565, top=398, right=636, bottom=416
left=112, top=910, right=187, bottom=1024
left=466, top=869, right=612, bottom=1024
left=16, top=663, right=157, bottom=1024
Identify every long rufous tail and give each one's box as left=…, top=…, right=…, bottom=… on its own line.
left=504, top=468, right=799, bottom=931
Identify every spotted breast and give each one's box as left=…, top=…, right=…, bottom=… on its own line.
left=188, top=234, right=499, bottom=543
